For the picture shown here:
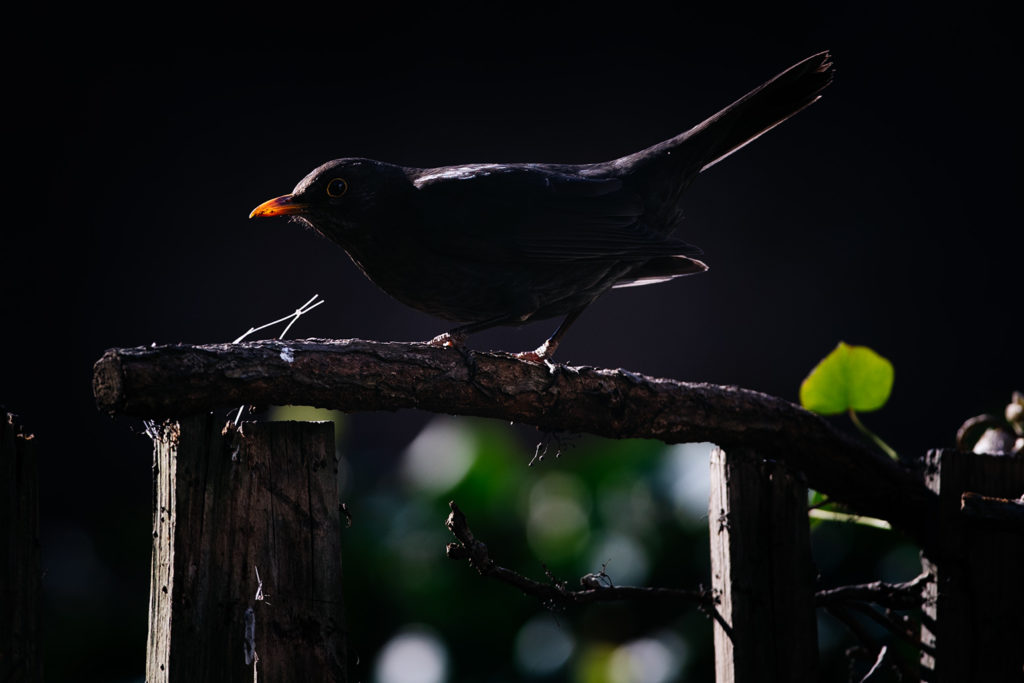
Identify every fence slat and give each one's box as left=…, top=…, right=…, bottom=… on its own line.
left=1, top=412, right=42, bottom=683
left=147, top=415, right=346, bottom=682
left=919, top=448, right=1024, bottom=682
left=709, top=446, right=818, bottom=683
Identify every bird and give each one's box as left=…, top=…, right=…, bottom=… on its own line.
left=250, top=51, right=834, bottom=361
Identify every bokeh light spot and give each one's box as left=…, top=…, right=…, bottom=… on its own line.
left=608, top=634, right=687, bottom=683
left=514, top=614, right=574, bottom=676
left=659, top=442, right=715, bottom=523
left=401, top=417, right=476, bottom=494
left=373, top=626, right=448, bottom=683
left=588, top=532, right=649, bottom=586
left=526, top=471, right=591, bottom=559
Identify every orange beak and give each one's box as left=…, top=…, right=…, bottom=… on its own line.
left=249, top=194, right=309, bottom=219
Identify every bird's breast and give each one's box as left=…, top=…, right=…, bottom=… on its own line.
left=340, top=230, right=628, bottom=324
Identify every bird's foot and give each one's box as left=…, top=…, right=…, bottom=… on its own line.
left=515, top=339, right=559, bottom=371
left=428, top=330, right=467, bottom=349
left=518, top=336, right=558, bottom=362
left=427, top=330, right=493, bottom=395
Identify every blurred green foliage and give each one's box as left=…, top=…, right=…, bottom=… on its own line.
left=268, top=406, right=923, bottom=682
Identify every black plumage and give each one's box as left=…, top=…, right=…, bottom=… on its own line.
left=251, top=51, right=834, bottom=360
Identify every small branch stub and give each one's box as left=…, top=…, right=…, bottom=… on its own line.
left=960, top=492, right=1024, bottom=534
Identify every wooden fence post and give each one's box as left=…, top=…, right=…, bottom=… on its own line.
left=147, top=414, right=346, bottom=682
left=919, top=448, right=1024, bottom=682
left=1, top=411, right=42, bottom=682
left=708, top=446, right=818, bottom=683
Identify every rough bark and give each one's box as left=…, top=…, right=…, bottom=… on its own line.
left=92, top=338, right=937, bottom=549
left=94, top=339, right=937, bottom=548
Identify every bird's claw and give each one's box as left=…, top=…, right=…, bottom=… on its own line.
left=515, top=336, right=561, bottom=367
left=428, top=331, right=466, bottom=348
left=515, top=347, right=559, bottom=374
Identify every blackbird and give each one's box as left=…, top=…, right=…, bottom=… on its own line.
left=251, top=51, right=833, bottom=360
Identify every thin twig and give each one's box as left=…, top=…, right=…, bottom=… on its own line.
left=444, top=501, right=727, bottom=629
left=826, top=602, right=920, bottom=681
left=848, top=601, right=926, bottom=653
left=230, top=295, right=325, bottom=424
left=815, top=571, right=931, bottom=610
left=233, top=294, right=325, bottom=343
left=858, top=645, right=890, bottom=683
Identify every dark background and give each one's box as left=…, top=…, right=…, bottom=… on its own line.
left=5, top=3, right=1020, bottom=681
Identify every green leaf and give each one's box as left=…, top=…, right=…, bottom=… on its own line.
left=800, top=342, right=894, bottom=415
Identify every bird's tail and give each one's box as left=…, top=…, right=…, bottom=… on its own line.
left=611, top=50, right=834, bottom=184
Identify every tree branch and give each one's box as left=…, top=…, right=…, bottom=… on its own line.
left=444, top=501, right=731, bottom=635
left=815, top=572, right=931, bottom=610
left=92, top=338, right=937, bottom=549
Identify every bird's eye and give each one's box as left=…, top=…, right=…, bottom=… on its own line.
left=326, top=177, right=348, bottom=197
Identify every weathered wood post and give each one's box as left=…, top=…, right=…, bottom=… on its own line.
left=146, top=414, right=346, bottom=682
left=919, top=448, right=1024, bottom=682
left=708, top=446, right=818, bottom=683
left=1, top=411, right=43, bottom=683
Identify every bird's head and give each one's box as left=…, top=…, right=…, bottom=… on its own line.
left=249, top=158, right=413, bottom=244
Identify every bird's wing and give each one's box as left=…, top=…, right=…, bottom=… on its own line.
left=412, top=164, right=702, bottom=263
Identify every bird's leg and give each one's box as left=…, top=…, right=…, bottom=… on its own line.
left=516, top=307, right=587, bottom=363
